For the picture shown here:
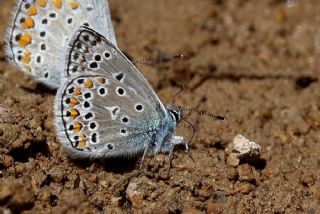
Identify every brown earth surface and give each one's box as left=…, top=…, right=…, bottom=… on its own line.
left=1, top=0, right=320, bottom=213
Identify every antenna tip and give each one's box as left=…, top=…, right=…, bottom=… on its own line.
left=216, top=115, right=227, bottom=120
left=173, top=54, right=184, bottom=59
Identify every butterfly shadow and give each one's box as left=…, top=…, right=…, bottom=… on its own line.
left=101, top=156, right=141, bottom=173
left=21, top=82, right=57, bottom=95
left=70, top=156, right=140, bottom=174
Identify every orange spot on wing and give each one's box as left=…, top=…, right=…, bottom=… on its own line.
left=69, top=1, right=79, bottom=10
left=96, top=77, right=106, bottom=84
left=36, top=0, right=47, bottom=7
left=69, top=98, right=79, bottom=107
left=70, top=108, right=79, bottom=119
left=16, top=33, right=31, bottom=47
left=27, top=5, right=38, bottom=16
left=84, top=79, right=93, bottom=88
left=73, top=87, right=82, bottom=96
left=78, top=135, right=86, bottom=149
left=73, top=122, right=82, bottom=134
left=52, top=0, right=62, bottom=8
left=21, top=51, right=31, bottom=64
left=21, top=17, right=34, bottom=29
left=17, top=33, right=32, bottom=47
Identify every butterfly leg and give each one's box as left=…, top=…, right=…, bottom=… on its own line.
left=139, top=135, right=156, bottom=168
left=159, top=141, right=175, bottom=169
left=172, top=135, right=184, bottom=145
left=140, top=144, right=149, bottom=169
left=166, top=136, right=187, bottom=168
left=166, top=135, right=195, bottom=162
left=159, top=135, right=184, bottom=153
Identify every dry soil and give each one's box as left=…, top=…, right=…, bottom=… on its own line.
left=1, top=0, right=320, bottom=213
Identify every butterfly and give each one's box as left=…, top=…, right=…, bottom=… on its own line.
left=54, top=26, right=186, bottom=159
left=5, top=0, right=117, bottom=88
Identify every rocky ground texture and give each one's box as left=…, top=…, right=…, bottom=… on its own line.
left=1, top=0, right=320, bottom=213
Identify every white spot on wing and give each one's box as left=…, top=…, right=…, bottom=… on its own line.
left=104, top=106, right=120, bottom=120
left=128, top=87, right=137, bottom=94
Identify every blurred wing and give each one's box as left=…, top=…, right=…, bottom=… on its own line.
left=5, top=0, right=116, bottom=88
left=55, top=73, right=160, bottom=158
left=63, top=26, right=167, bottom=118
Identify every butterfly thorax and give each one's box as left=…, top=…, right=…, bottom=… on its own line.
left=147, top=107, right=182, bottom=155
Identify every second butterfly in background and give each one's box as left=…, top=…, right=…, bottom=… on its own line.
left=5, top=0, right=117, bottom=88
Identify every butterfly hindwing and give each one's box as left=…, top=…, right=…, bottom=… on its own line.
left=5, top=0, right=116, bottom=88
left=55, top=73, right=161, bottom=158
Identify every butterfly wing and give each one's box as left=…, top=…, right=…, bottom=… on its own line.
left=55, top=73, right=161, bottom=158
left=63, top=26, right=167, bottom=119
left=5, top=0, right=116, bottom=88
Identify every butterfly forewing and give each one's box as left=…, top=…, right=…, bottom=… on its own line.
left=5, top=0, right=116, bottom=88
left=64, top=26, right=167, bottom=119
left=55, top=73, right=161, bottom=158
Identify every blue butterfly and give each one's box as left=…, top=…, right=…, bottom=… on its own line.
left=54, top=27, right=186, bottom=160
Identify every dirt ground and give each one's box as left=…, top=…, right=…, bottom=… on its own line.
left=1, top=0, right=320, bottom=213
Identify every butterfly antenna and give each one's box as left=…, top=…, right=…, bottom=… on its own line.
left=169, top=85, right=185, bottom=107
left=132, top=54, right=184, bottom=65
left=180, top=107, right=227, bottom=121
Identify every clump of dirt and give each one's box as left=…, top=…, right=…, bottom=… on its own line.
left=1, top=0, right=320, bottom=213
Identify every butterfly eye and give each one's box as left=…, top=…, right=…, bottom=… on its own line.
left=171, top=110, right=180, bottom=122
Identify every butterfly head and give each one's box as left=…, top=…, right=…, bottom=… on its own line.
left=167, top=106, right=182, bottom=124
